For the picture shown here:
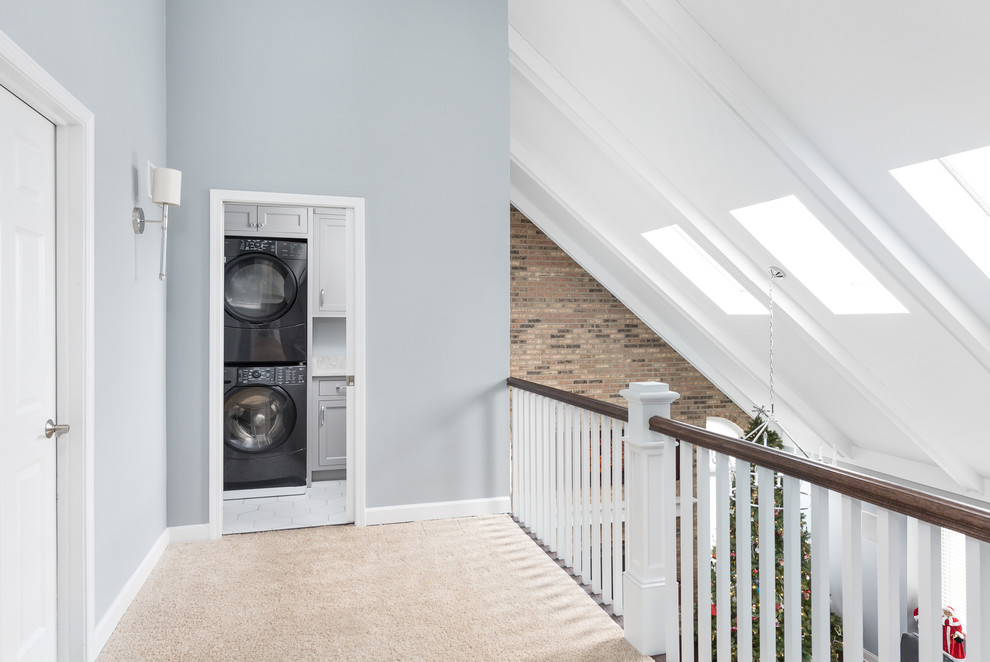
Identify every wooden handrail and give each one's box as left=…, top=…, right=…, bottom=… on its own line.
left=650, top=416, right=990, bottom=545
left=506, top=377, right=629, bottom=422
left=506, top=376, right=990, bottom=543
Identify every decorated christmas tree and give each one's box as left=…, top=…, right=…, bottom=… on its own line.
left=709, top=416, right=842, bottom=660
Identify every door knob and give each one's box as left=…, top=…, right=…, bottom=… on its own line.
left=44, top=419, right=70, bottom=439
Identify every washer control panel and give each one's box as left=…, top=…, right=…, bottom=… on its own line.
left=276, top=365, right=307, bottom=385
left=236, top=365, right=307, bottom=385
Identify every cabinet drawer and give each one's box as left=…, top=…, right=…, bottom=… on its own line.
left=317, top=379, right=347, bottom=397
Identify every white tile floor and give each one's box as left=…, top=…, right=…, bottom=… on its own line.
left=222, top=480, right=349, bottom=535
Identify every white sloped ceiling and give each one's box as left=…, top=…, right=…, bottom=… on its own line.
left=509, top=0, right=990, bottom=499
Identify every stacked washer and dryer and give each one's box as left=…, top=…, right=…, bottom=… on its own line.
left=223, top=236, right=309, bottom=495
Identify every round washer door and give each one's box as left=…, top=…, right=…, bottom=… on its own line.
left=224, top=253, right=298, bottom=324
left=223, top=386, right=297, bottom=453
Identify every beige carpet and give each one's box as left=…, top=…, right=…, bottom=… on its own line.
left=98, top=514, right=651, bottom=661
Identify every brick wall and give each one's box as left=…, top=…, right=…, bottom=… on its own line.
left=510, top=206, right=749, bottom=430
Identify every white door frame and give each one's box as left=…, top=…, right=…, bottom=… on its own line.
left=0, top=29, right=96, bottom=662
left=208, top=189, right=367, bottom=538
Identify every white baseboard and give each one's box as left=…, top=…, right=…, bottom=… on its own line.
left=168, top=523, right=211, bottom=544
left=363, top=496, right=510, bottom=526
left=92, top=527, right=170, bottom=657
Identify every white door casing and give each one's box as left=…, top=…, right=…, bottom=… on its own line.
left=0, top=28, right=96, bottom=662
left=209, top=190, right=367, bottom=537
left=0, top=83, right=58, bottom=661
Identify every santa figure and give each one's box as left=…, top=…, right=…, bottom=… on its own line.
left=912, top=606, right=967, bottom=659
left=943, top=606, right=965, bottom=659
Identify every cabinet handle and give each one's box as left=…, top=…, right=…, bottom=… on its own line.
left=320, top=289, right=325, bottom=306
left=320, top=405, right=325, bottom=426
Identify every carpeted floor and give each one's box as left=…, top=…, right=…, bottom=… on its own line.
left=97, top=514, right=651, bottom=661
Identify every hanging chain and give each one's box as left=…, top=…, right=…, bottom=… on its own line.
left=768, top=266, right=785, bottom=421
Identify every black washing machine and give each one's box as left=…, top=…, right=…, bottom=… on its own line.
left=223, top=364, right=307, bottom=492
left=224, top=237, right=307, bottom=364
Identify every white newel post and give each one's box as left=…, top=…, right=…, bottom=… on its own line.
left=621, top=381, right=680, bottom=657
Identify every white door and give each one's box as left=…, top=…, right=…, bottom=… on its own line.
left=0, top=84, right=58, bottom=661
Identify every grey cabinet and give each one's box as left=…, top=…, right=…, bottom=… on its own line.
left=315, top=378, right=346, bottom=470
left=223, top=204, right=257, bottom=234
left=314, top=208, right=347, bottom=315
left=223, top=204, right=309, bottom=235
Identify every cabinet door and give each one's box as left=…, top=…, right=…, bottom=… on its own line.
left=257, top=205, right=309, bottom=235
left=316, top=210, right=347, bottom=314
left=223, top=204, right=257, bottom=234
left=317, top=399, right=346, bottom=468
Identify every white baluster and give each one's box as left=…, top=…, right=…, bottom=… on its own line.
left=966, top=537, right=990, bottom=660
left=581, top=410, right=591, bottom=585
left=696, top=447, right=712, bottom=662
left=613, top=418, right=625, bottom=617
left=511, top=388, right=518, bottom=517
left=549, top=401, right=559, bottom=554
left=917, top=522, right=942, bottom=662
left=591, top=413, right=602, bottom=595
left=757, top=466, right=774, bottom=662
left=540, top=398, right=553, bottom=545
left=602, top=417, right=614, bottom=606
left=783, top=476, right=800, bottom=662
left=527, top=392, right=535, bottom=530
left=562, top=406, right=573, bottom=568
left=526, top=393, right=540, bottom=535
left=810, top=485, right=829, bottom=662
left=534, top=395, right=543, bottom=539
left=841, top=497, right=863, bottom=662
left=680, top=442, right=695, bottom=662
left=736, top=461, right=753, bottom=662
left=716, top=453, right=730, bottom=662
left=877, top=508, right=906, bottom=662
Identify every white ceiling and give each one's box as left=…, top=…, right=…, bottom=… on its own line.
left=509, top=0, right=990, bottom=499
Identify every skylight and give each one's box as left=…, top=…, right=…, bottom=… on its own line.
left=892, top=144, right=990, bottom=278
left=730, top=196, right=908, bottom=315
left=643, top=225, right=765, bottom=315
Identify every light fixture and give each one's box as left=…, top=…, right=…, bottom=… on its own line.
left=133, top=167, right=182, bottom=280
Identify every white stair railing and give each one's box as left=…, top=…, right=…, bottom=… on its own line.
left=508, top=379, right=627, bottom=614
left=510, top=377, right=990, bottom=661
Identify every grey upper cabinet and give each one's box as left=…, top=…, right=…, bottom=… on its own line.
left=314, top=207, right=347, bottom=315
left=258, top=205, right=309, bottom=234
left=223, top=204, right=257, bottom=235
left=223, top=204, right=309, bottom=236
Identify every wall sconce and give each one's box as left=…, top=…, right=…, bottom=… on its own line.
left=133, top=167, right=182, bottom=280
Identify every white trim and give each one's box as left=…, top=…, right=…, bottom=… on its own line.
left=167, top=524, right=211, bottom=545
left=863, top=651, right=879, bottom=662
left=208, top=189, right=367, bottom=539
left=0, top=27, right=96, bottom=662
left=363, top=497, right=511, bottom=526
left=91, top=529, right=169, bottom=655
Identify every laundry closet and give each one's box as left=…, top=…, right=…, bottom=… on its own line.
left=220, top=201, right=355, bottom=534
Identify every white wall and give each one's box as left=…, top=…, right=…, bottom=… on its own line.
left=164, top=0, right=509, bottom=522
left=0, top=0, right=168, bottom=621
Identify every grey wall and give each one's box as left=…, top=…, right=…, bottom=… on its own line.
left=165, top=0, right=509, bottom=522
left=0, top=0, right=169, bottom=621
